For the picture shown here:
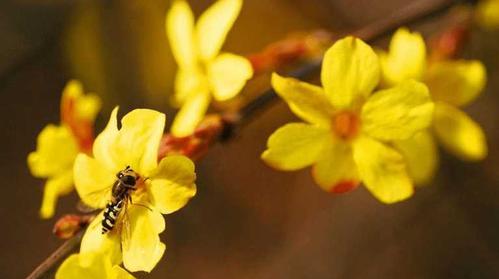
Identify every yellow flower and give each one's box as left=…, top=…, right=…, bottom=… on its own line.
left=27, top=80, right=101, bottom=218
left=56, top=252, right=134, bottom=279
left=379, top=28, right=487, bottom=184
left=476, top=0, right=499, bottom=29
left=261, top=37, right=434, bottom=203
left=166, top=0, right=253, bottom=137
left=74, top=108, right=196, bottom=272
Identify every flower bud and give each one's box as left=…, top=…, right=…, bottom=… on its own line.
left=53, top=214, right=93, bottom=239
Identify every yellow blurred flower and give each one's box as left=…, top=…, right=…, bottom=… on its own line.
left=73, top=108, right=196, bottom=272
left=379, top=28, right=487, bottom=185
left=476, top=0, right=499, bottom=29
left=56, top=252, right=134, bottom=279
left=27, top=80, right=101, bottom=219
left=262, top=37, right=434, bottom=203
left=166, top=0, right=253, bottom=137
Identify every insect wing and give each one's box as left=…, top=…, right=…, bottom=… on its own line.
left=118, top=199, right=132, bottom=252
left=79, top=182, right=115, bottom=209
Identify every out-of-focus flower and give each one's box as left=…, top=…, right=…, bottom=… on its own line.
left=56, top=252, right=134, bottom=279
left=262, top=37, right=434, bottom=203
left=73, top=108, right=196, bottom=272
left=60, top=80, right=101, bottom=152
left=27, top=81, right=101, bottom=218
left=476, top=0, right=499, bottom=29
left=166, top=0, right=253, bottom=137
left=379, top=28, right=487, bottom=185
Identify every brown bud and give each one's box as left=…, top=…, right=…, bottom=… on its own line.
left=429, top=6, right=473, bottom=61
left=53, top=214, right=93, bottom=239
left=247, top=30, right=334, bottom=74
left=158, top=114, right=229, bottom=161
left=429, top=24, right=470, bottom=61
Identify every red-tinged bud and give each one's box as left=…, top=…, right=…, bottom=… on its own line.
left=429, top=7, right=473, bottom=61
left=158, top=115, right=229, bottom=161
left=247, top=30, right=334, bottom=74
left=429, top=25, right=470, bottom=61
left=330, top=180, right=360, bottom=194
left=53, top=214, right=93, bottom=239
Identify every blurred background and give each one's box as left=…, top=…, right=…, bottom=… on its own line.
left=1, top=0, right=499, bottom=278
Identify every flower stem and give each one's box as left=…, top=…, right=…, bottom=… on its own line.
left=26, top=231, right=83, bottom=279
left=26, top=0, right=472, bottom=277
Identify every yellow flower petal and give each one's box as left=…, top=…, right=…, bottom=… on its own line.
left=40, top=170, right=74, bottom=219
left=380, top=28, right=426, bottom=86
left=433, top=102, right=487, bottom=161
left=120, top=109, right=166, bottom=174
left=110, top=265, right=136, bottom=279
left=170, top=91, right=211, bottom=137
left=271, top=73, right=335, bottom=127
left=122, top=207, right=166, bottom=272
left=476, top=0, right=499, bottom=29
left=149, top=155, right=197, bottom=214
left=74, top=154, right=115, bottom=209
left=80, top=214, right=122, bottom=265
left=173, top=67, right=207, bottom=106
left=196, top=0, right=242, bottom=61
left=321, top=36, right=380, bottom=109
left=208, top=53, right=253, bottom=101
left=56, top=253, right=107, bottom=279
left=93, top=107, right=120, bottom=170
left=61, top=79, right=83, bottom=100
left=394, top=130, right=438, bottom=185
left=353, top=136, right=413, bottom=203
left=425, top=60, right=486, bottom=107
left=312, top=139, right=359, bottom=192
left=93, top=108, right=166, bottom=174
left=361, top=80, right=434, bottom=141
left=56, top=252, right=134, bottom=279
left=62, top=80, right=101, bottom=122
left=261, top=123, right=329, bottom=171
left=28, top=124, right=79, bottom=178
left=166, top=0, right=197, bottom=68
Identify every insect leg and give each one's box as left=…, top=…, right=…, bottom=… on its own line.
left=128, top=194, right=152, bottom=211
left=131, top=201, right=153, bottom=211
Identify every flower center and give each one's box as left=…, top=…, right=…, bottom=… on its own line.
left=332, top=111, right=360, bottom=140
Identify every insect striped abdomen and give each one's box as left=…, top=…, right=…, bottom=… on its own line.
left=102, top=200, right=124, bottom=234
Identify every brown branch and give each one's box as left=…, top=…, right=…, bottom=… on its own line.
left=26, top=0, right=471, bottom=277
left=26, top=231, right=83, bottom=279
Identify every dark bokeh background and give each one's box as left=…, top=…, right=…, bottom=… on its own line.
left=1, top=0, right=499, bottom=278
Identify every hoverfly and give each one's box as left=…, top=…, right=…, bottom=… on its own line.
left=101, top=166, right=138, bottom=234
left=81, top=166, right=150, bottom=238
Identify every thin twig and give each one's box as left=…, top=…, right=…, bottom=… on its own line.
left=26, top=0, right=468, bottom=277
left=26, top=231, right=83, bottom=279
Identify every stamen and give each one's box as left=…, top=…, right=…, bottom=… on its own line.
left=332, top=111, right=360, bottom=140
